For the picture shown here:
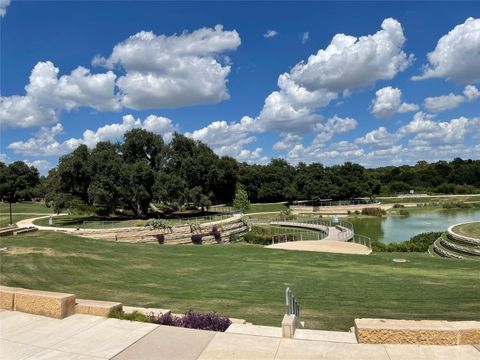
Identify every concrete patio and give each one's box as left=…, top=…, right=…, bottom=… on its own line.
left=1, top=310, right=479, bottom=359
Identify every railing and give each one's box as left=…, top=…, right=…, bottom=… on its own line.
left=285, top=287, right=300, bottom=326
left=292, top=199, right=378, bottom=207
left=335, top=220, right=354, bottom=241
left=270, top=219, right=330, bottom=243
left=271, top=230, right=325, bottom=244
left=349, top=233, right=372, bottom=249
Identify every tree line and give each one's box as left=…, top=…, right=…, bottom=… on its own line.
left=1, top=129, right=479, bottom=216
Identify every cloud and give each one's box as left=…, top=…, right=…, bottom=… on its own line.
left=1, top=61, right=119, bottom=128
left=412, top=18, right=480, bottom=83
left=8, top=114, right=177, bottom=157
left=399, top=112, right=479, bottom=147
left=94, top=25, right=241, bottom=109
left=423, top=85, right=480, bottom=112
left=355, top=126, right=401, bottom=149
left=370, top=86, right=419, bottom=119
left=264, top=30, right=278, bottom=38
left=23, top=160, right=54, bottom=175
left=2, top=26, right=240, bottom=129
left=463, top=85, right=480, bottom=101
left=0, top=153, right=10, bottom=163
left=273, top=134, right=303, bottom=151
left=0, top=0, right=10, bottom=17
left=301, top=32, right=309, bottom=44
left=256, top=18, right=411, bottom=133
left=290, top=18, right=413, bottom=92
left=186, top=116, right=257, bottom=158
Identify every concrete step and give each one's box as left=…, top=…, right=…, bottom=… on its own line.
left=225, top=323, right=282, bottom=338
left=294, top=328, right=358, bottom=343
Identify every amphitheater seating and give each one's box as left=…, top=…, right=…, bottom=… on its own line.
left=432, top=222, right=480, bottom=260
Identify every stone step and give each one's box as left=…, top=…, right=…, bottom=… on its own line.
left=75, top=299, right=123, bottom=317
left=294, top=328, right=358, bottom=343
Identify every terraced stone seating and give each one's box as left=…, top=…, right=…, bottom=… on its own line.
left=74, top=216, right=248, bottom=245
left=432, top=223, right=480, bottom=260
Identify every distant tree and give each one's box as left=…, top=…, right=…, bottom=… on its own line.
left=233, top=184, right=250, bottom=213
left=0, top=161, right=40, bottom=202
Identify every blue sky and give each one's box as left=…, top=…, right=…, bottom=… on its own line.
left=1, top=1, right=479, bottom=174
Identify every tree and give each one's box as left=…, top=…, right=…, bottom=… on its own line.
left=0, top=161, right=40, bottom=202
left=233, top=184, right=250, bottom=213
left=123, top=129, right=165, bottom=170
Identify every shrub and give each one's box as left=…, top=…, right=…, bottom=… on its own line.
left=191, top=234, right=203, bottom=244
left=372, top=232, right=442, bottom=252
left=112, top=309, right=231, bottom=332
left=398, top=210, right=410, bottom=216
left=177, top=310, right=232, bottom=332
left=109, top=310, right=150, bottom=322
left=145, top=219, right=172, bottom=230
left=361, top=207, right=386, bottom=216
left=243, top=226, right=273, bottom=245
left=155, top=234, right=165, bottom=244
left=392, top=203, right=405, bottom=208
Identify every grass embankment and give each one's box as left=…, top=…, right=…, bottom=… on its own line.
left=1, top=231, right=479, bottom=331
left=0, top=201, right=54, bottom=227
left=245, top=203, right=287, bottom=214
left=0, top=201, right=53, bottom=214
left=451, top=222, right=480, bottom=239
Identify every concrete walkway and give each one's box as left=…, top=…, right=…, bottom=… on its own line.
left=265, top=240, right=371, bottom=255
left=16, top=215, right=73, bottom=232
left=2, top=310, right=479, bottom=359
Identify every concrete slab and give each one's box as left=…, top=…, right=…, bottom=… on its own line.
left=226, top=324, right=282, bottom=338
left=50, top=317, right=157, bottom=358
left=275, top=339, right=390, bottom=360
left=4, top=314, right=106, bottom=348
left=0, top=339, right=45, bottom=360
left=24, top=349, right=104, bottom=359
left=385, top=344, right=480, bottom=360
left=0, top=311, right=46, bottom=335
left=197, top=332, right=281, bottom=360
left=294, top=328, right=358, bottom=343
left=113, top=325, right=216, bottom=360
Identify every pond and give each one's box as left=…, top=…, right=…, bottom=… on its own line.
left=348, top=209, right=480, bottom=244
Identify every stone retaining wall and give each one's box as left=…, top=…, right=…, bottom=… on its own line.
left=355, top=318, right=480, bottom=345
left=74, top=215, right=248, bottom=244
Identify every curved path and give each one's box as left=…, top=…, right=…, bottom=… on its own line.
left=266, top=240, right=371, bottom=255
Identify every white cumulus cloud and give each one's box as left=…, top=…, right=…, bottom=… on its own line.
left=412, top=17, right=480, bottom=83
left=8, top=115, right=176, bottom=157
left=423, top=85, right=480, bottom=113
left=1, top=61, right=119, bottom=128
left=94, top=25, right=241, bottom=109
left=371, top=86, right=419, bottom=119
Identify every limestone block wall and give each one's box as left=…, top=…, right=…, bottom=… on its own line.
left=355, top=318, right=480, bottom=345
left=73, top=216, right=248, bottom=245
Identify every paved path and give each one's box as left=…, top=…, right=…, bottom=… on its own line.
left=265, top=240, right=371, bottom=255
left=1, top=311, right=479, bottom=360
left=16, top=215, right=73, bottom=232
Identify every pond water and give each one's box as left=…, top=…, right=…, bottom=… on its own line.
left=348, top=209, right=480, bottom=244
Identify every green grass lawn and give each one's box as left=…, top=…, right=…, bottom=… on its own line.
left=1, top=231, right=479, bottom=331
left=0, top=201, right=53, bottom=214
left=245, top=203, right=288, bottom=214
left=452, top=222, right=480, bottom=239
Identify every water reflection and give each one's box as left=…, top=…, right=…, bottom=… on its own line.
left=348, top=209, right=480, bottom=244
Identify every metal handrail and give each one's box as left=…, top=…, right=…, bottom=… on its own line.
left=285, top=287, right=300, bottom=325
left=349, top=233, right=372, bottom=249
